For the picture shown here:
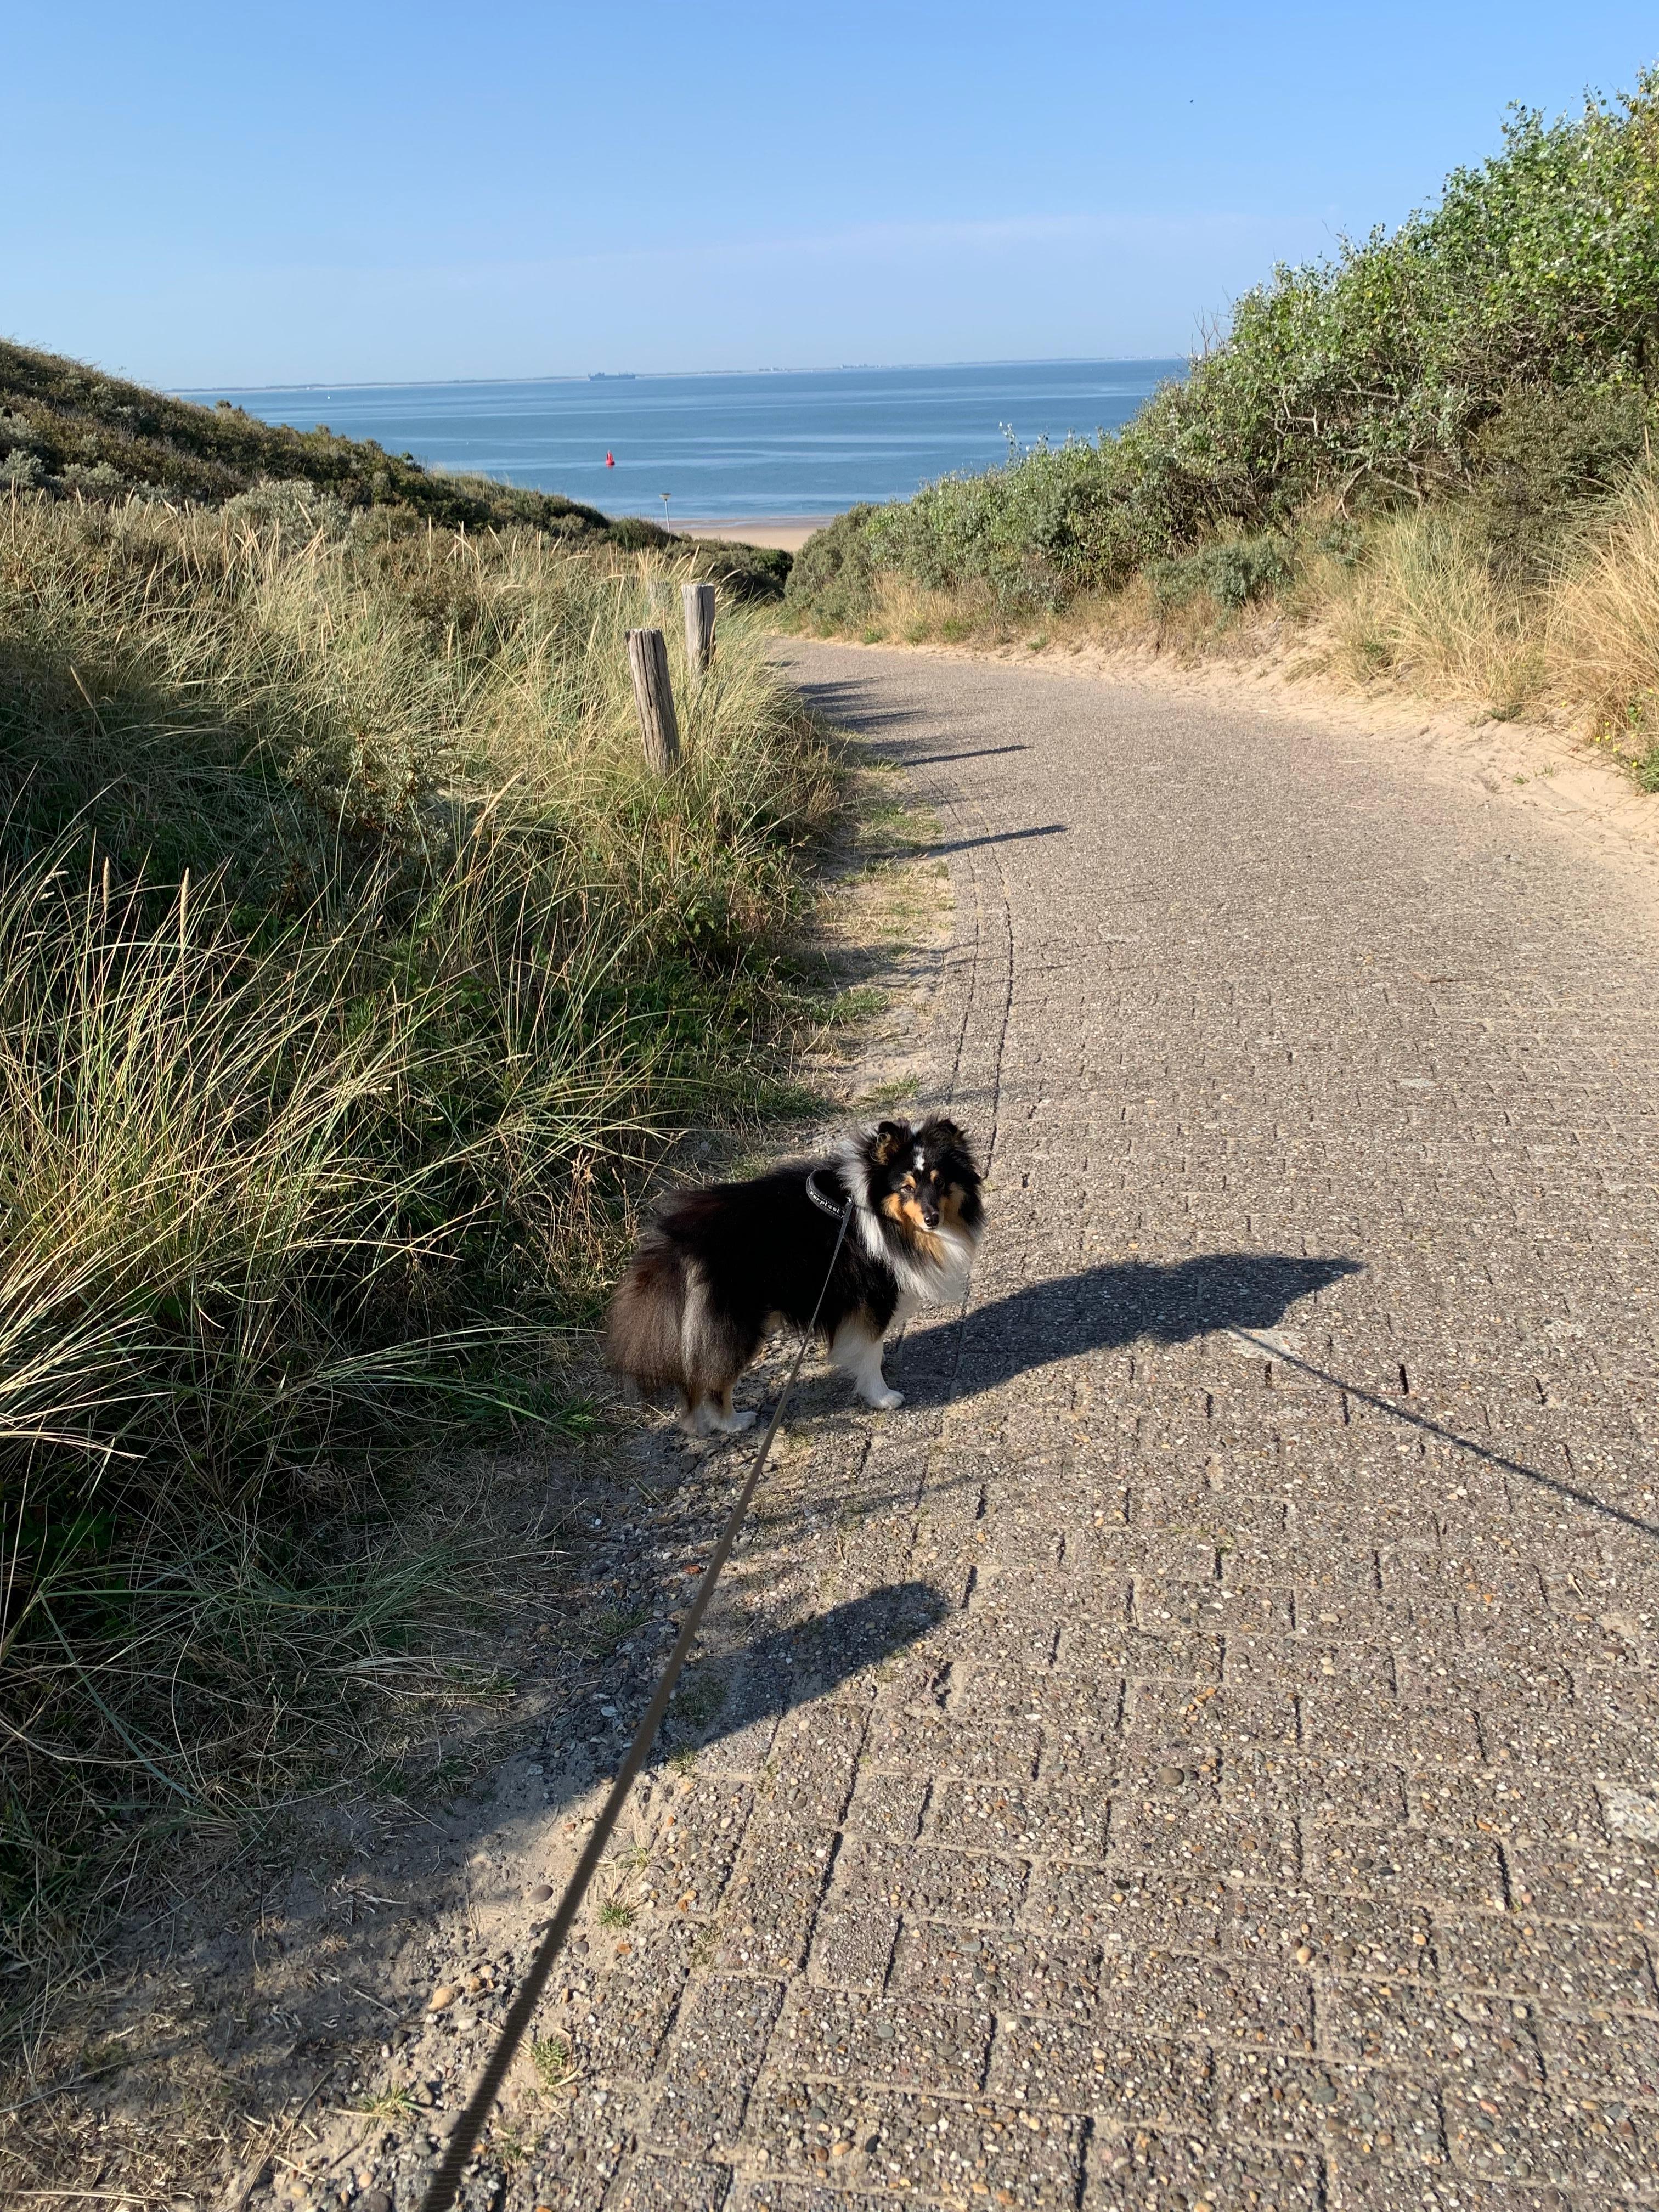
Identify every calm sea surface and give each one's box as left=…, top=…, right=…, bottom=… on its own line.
left=179, top=359, right=1183, bottom=522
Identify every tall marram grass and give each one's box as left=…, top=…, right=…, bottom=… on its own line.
left=1309, top=467, right=1659, bottom=765
left=1550, top=466, right=1659, bottom=769
left=0, top=487, right=837, bottom=2010
left=1322, top=506, right=1545, bottom=711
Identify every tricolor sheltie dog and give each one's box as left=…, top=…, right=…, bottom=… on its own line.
left=606, top=1117, right=984, bottom=1437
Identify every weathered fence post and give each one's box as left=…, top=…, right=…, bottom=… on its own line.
left=627, top=628, right=681, bottom=774
left=682, top=580, right=716, bottom=681
left=647, top=576, right=675, bottom=620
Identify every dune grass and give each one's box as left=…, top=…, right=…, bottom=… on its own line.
left=1550, top=467, right=1659, bottom=780
left=0, top=485, right=838, bottom=2016
left=1319, top=505, right=1547, bottom=712
left=1295, top=466, right=1659, bottom=769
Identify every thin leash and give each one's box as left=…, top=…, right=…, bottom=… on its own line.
left=418, top=1177, right=854, bottom=2212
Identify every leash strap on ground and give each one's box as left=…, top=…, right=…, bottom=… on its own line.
left=419, top=1187, right=853, bottom=2212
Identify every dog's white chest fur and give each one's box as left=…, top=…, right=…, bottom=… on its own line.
left=877, top=1216, right=978, bottom=1323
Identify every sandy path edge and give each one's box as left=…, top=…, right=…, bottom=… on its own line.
left=788, top=625, right=1659, bottom=919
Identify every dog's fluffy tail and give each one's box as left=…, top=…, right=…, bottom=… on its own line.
left=605, top=1231, right=692, bottom=1396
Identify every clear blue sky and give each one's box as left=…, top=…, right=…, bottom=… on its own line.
left=7, top=3, right=1655, bottom=388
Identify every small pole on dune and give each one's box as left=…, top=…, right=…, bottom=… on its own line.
left=682, top=580, right=715, bottom=686
left=627, top=628, right=681, bottom=775
left=661, top=492, right=672, bottom=532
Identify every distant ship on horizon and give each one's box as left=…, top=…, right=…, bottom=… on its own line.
left=589, top=371, right=636, bottom=381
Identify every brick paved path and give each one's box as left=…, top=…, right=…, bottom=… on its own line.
left=524, top=650, right=1659, bottom=2212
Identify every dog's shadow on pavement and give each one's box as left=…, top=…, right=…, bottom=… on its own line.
left=901, top=1251, right=1363, bottom=1396
left=689, top=1579, right=951, bottom=1741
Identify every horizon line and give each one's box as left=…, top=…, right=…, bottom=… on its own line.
left=174, top=352, right=1191, bottom=398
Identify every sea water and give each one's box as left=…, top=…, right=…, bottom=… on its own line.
left=178, top=359, right=1184, bottom=522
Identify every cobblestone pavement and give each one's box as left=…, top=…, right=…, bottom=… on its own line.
left=489, top=649, right=1659, bottom=2212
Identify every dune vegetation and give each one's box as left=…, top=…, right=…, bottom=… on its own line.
left=0, top=479, right=838, bottom=2013
left=785, top=71, right=1659, bottom=786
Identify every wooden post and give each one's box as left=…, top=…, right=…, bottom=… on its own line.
left=647, top=576, right=675, bottom=619
left=627, top=628, right=681, bottom=774
left=682, top=580, right=716, bottom=681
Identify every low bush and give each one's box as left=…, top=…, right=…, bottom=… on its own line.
left=1148, top=532, right=1293, bottom=611
left=1464, top=383, right=1655, bottom=582
left=786, top=504, right=889, bottom=628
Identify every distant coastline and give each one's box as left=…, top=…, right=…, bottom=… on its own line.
left=180, top=359, right=1184, bottom=526
left=179, top=354, right=1183, bottom=400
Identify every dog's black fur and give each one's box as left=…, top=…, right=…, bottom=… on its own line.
left=606, top=1116, right=984, bottom=1435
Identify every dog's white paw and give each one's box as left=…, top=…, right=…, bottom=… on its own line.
left=720, top=1407, right=758, bottom=1434
left=865, top=1386, right=904, bottom=1411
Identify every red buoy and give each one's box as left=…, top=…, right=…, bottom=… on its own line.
left=605, top=450, right=615, bottom=466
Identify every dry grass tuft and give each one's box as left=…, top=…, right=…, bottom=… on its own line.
left=1319, top=506, right=1545, bottom=713
left=1548, top=466, right=1659, bottom=758
left=835, top=573, right=1001, bottom=647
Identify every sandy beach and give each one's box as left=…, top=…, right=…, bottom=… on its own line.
left=673, top=515, right=833, bottom=552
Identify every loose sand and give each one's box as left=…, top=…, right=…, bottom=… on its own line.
left=675, top=515, right=833, bottom=552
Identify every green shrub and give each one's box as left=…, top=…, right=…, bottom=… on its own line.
left=1312, top=518, right=1367, bottom=568
left=1462, top=382, right=1656, bottom=579
left=692, top=536, right=793, bottom=604
left=1148, top=533, right=1294, bottom=611
left=785, top=503, right=889, bottom=625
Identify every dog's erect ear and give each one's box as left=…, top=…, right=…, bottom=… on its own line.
left=871, top=1120, right=911, bottom=1166
left=920, top=1115, right=974, bottom=1163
